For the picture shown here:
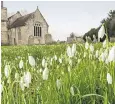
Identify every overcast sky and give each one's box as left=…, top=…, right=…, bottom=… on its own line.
left=4, top=1, right=115, bottom=41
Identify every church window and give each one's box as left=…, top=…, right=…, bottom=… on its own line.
left=34, top=22, right=42, bottom=37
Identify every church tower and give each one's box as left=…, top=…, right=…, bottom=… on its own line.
left=1, top=1, right=9, bottom=45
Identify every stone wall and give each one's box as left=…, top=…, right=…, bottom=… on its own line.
left=1, top=7, right=7, bottom=21
left=1, top=7, right=8, bottom=45
left=45, top=34, right=52, bottom=44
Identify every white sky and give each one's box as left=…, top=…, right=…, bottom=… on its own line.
left=4, top=1, right=115, bottom=41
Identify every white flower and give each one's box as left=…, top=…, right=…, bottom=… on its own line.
left=98, top=24, right=105, bottom=41
left=105, top=58, right=109, bottom=64
left=54, top=55, right=57, bottom=61
left=107, top=73, right=112, bottom=84
left=78, top=59, right=81, bottom=64
left=15, top=72, right=19, bottom=80
left=23, top=72, right=31, bottom=88
left=108, top=46, right=115, bottom=62
left=95, top=50, right=99, bottom=58
left=59, top=58, right=62, bottom=63
left=93, top=35, right=97, bottom=43
left=90, top=44, right=94, bottom=53
left=85, top=42, right=89, bottom=50
left=39, top=68, right=42, bottom=73
left=70, top=86, right=74, bottom=96
left=4, top=65, right=10, bottom=78
left=103, top=40, right=106, bottom=48
left=72, top=44, right=76, bottom=56
left=19, top=59, right=23, bottom=69
left=20, top=77, right=25, bottom=91
left=67, top=46, right=72, bottom=58
left=84, top=52, right=87, bottom=58
left=99, top=50, right=108, bottom=62
left=0, top=84, right=3, bottom=93
left=68, top=66, right=71, bottom=72
left=28, top=56, right=35, bottom=67
left=43, top=67, right=49, bottom=80
left=56, top=79, right=61, bottom=90
left=42, top=58, right=45, bottom=67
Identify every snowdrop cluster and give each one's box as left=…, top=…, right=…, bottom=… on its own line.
left=108, top=46, right=115, bottom=62
left=70, top=86, right=74, bottom=96
left=19, top=59, right=23, bottom=69
left=56, top=79, right=61, bottom=90
left=20, top=71, right=31, bottom=91
left=4, top=64, right=10, bottom=78
left=107, top=73, right=112, bottom=84
left=28, top=55, right=35, bottom=67
left=67, top=44, right=76, bottom=58
left=43, top=67, right=49, bottom=80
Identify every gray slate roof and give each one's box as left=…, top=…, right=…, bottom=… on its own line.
left=8, top=12, right=34, bottom=29
left=8, top=8, right=49, bottom=29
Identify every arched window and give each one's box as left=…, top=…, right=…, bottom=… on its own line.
left=34, top=22, right=42, bottom=37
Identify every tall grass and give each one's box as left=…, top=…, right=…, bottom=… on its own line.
left=1, top=43, right=115, bottom=104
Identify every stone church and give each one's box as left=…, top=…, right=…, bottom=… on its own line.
left=1, top=1, right=52, bottom=45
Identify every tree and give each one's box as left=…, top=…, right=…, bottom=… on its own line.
left=83, top=10, right=115, bottom=41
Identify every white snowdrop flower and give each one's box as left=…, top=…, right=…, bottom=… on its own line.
left=0, top=84, right=3, bottom=93
left=103, top=40, right=107, bottom=48
left=108, top=46, right=115, bottom=62
left=100, top=52, right=107, bottom=62
left=100, top=52, right=105, bottom=62
left=20, top=77, right=25, bottom=91
left=107, top=73, right=112, bottom=84
left=70, top=86, right=74, bottom=96
left=7, top=78, right=11, bottom=84
left=19, top=59, right=23, bottom=69
left=4, top=65, right=10, bottom=78
left=105, top=58, right=109, bottom=64
left=42, top=58, right=45, bottom=67
left=54, top=55, right=57, bottom=61
left=90, top=44, right=94, bottom=53
left=59, top=58, right=62, bottom=64
left=85, top=42, right=89, bottom=50
left=28, top=56, right=35, bottom=67
left=84, top=52, right=87, bottom=58
left=56, top=79, right=61, bottom=90
left=39, top=68, right=42, bottom=73
left=78, top=59, right=81, bottom=64
left=67, top=46, right=72, bottom=58
left=15, top=72, right=19, bottom=80
left=95, top=50, right=99, bottom=58
left=93, top=35, right=97, bottom=43
left=104, top=49, right=108, bottom=58
left=98, top=24, right=105, bottom=41
left=23, top=72, right=31, bottom=88
left=72, top=44, right=76, bottom=56
left=43, top=67, right=49, bottom=80
left=68, top=66, right=71, bottom=72
left=17, top=56, right=21, bottom=59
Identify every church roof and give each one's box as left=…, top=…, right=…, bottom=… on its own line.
left=8, top=7, right=49, bottom=29
left=8, top=12, right=34, bottom=29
